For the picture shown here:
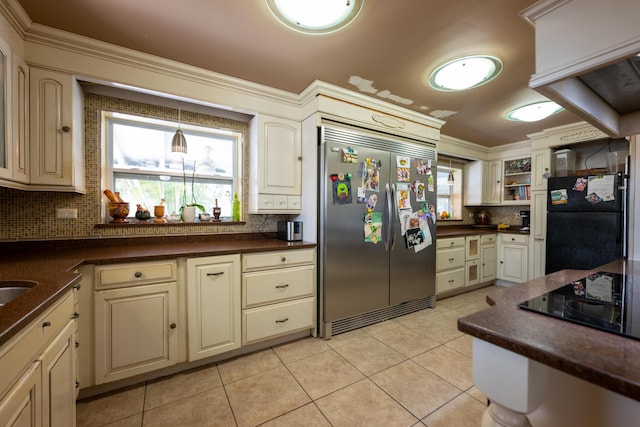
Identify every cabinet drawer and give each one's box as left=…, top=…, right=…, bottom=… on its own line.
left=436, top=237, right=465, bottom=250
left=243, top=249, right=315, bottom=271
left=243, top=265, right=314, bottom=308
left=481, top=234, right=497, bottom=245
left=96, top=260, right=177, bottom=289
left=500, top=234, right=528, bottom=245
left=436, top=247, right=465, bottom=271
left=436, top=268, right=465, bottom=294
left=287, top=195, right=301, bottom=210
left=243, top=298, right=314, bottom=344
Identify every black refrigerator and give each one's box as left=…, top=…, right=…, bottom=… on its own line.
left=546, top=172, right=628, bottom=274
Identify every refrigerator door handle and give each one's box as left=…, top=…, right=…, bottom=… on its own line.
left=390, top=183, right=397, bottom=250
left=384, top=183, right=392, bottom=251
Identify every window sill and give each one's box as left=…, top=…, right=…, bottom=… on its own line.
left=95, top=220, right=246, bottom=228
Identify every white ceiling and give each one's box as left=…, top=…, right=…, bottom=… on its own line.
left=15, top=0, right=581, bottom=147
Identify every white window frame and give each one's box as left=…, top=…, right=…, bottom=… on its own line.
left=101, top=111, right=243, bottom=221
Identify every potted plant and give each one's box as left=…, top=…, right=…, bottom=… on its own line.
left=180, top=158, right=206, bottom=222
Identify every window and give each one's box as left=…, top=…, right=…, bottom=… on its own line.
left=436, top=161, right=463, bottom=220
left=104, top=111, right=242, bottom=219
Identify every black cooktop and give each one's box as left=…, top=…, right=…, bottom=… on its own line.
left=518, top=271, right=638, bottom=340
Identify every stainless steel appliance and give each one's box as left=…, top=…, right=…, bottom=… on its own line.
left=277, top=221, right=303, bottom=241
left=546, top=168, right=629, bottom=274
left=520, top=210, right=530, bottom=232
left=319, top=126, right=437, bottom=338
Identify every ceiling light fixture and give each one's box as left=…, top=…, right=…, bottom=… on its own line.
left=428, top=55, right=503, bottom=92
left=171, top=104, right=187, bottom=154
left=266, top=0, right=363, bottom=35
left=447, top=160, right=455, bottom=185
left=506, top=101, right=564, bottom=122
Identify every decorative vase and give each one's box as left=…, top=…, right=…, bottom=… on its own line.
left=153, top=205, right=165, bottom=223
left=182, top=206, right=196, bottom=223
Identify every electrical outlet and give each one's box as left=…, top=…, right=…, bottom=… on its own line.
left=56, top=208, right=78, bottom=219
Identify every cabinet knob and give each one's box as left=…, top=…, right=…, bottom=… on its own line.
left=75, top=341, right=80, bottom=348
left=62, top=126, right=71, bottom=133
left=72, top=312, right=80, bottom=319
left=511, top=238, right=515, bottom=241
left=281, top=256, right=286, bottom=262
left=134, top=271, right=142, bottom=278
left=500, top=261, right=504, bottom=264
left=73, top=283, right=81, bottom=290
left=170, top=323, right=177, bottom=329
left=75, top=381, right=80, bottom=389
left=42, top=321, right=51, bottom=328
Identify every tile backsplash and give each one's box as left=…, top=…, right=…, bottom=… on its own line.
left=0, top=92, right=283, bottom=241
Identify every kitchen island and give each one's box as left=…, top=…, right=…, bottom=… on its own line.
left=458, top=259, right=640, bottom=427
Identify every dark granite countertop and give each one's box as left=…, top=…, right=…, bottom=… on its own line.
left=0, top=233, right=315, bottom=347
left=458, top=259, right=640, bottom=401
left=437, top=224, right=529, bottom=238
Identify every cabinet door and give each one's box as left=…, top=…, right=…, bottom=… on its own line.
left=258, top=117, right=301, bottom=195
left=186, top=255, right=241, bottom=361
left=499, top=244, right=529, bottom=283
left=29, top=67, right=85, bottom=192
left=480, top=243, right=497, bottom=282
left=0, top=361, right=42, bottom=427
left=483, top=160, right=502, bottom=204
left=465, top=260, right=480, bottom=287
left=531, top=149, right=551, bottom=191
left=531, top=237, right=546, bottom=280
left=41, top=320, right=75, bottom=427
left=11, top=53, right=29, bottom=183
left=465, top=235, right=480, bottom=260
left=94, top=283, right=178, bottom=384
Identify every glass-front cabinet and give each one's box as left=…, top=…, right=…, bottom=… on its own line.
left=502, top=157, right=531, bottom=204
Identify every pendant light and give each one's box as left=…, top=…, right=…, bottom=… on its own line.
left=447, top=160, right=455, bottom=185
left=171, top=104, right=187, bottom=154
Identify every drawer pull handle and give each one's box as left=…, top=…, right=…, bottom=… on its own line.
left=72, top=312, right=80, bottom=319
left=75, top=341, right=80, bottom=348
left=134, top=272, right=142, bottom=278
left=73, top=283, right=81, bottom=290
left=448, top=258, right=455, bottom=262
left=448, top=279, right=454, bottom=283
left=275, top=284, right=289, bottom=289
left=511, top=238, right=516, bottom=241
left=207, top=272, right=225, bottom=277
left=75, top=381, right=80, bottom=389
left=281, top=257, right=286, bottom=262
left=42, top=321, right=51, bottom=328
left=170, top=323, right=177, bottom=329
left=275, top=318, right=289, bottom=324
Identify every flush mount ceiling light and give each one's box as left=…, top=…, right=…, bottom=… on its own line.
left=428, top=55, right=503, bottom=91
left=506, top=101, right=564, bottom=122
left=266, top=0, right=363, bottom=35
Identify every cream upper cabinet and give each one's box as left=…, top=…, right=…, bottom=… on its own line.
left=464, top=160, right=502, bottom=206
left=186, top=255, right=241, bottom=361
left=501, top=157, right=531, bottom=204
left=249, top=114, right=302, bottom=214
left=29, top=67, right=85, bottom=193
left=531, top=149, right=551, bottom=191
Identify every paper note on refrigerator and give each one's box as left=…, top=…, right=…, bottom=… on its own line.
left=587, top=175, right=615, bottom=202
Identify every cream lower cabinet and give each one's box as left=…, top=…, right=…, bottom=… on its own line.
left=436, top=237, right=465, bottom=294
left=0, top=291, right=76, bottom=427
left=94, top=261, right=178, bottom=384
left=498, top=234, right=529, bottom=283
left=186, top=255, right=241, bottom=361
left=480, top=234, right=497, bottom=283
left=242, top=249, right=315, bottom=344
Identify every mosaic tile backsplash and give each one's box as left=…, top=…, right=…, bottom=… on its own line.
left=0, top=93, right=284, bottom=241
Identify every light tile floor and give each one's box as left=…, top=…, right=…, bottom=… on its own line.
left=77, top=286, right=497, bottom=427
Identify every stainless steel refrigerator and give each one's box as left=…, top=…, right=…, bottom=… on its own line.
left=318, top=126, right=437, bottom=338
left=546, top=171, right=629, bottom=274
